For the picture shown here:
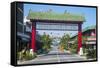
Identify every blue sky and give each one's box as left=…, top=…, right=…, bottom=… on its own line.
left=24, top=4, right=96, bottom=37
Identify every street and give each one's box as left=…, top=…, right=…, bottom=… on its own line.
left=18, top=45, right=87, bottom=65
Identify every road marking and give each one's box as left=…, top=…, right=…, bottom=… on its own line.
left=57, top=48, right=60, bottom=62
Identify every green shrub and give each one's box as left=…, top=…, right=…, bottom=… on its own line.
left=86, top=49, right=96, bottom=59
left=17, top=51, right=25, bottom=60
left=71, top=49, right=77, bottom=54
left=25, top=51, right=37, bottom=60
left=17, top=50, right=37, bottom=61
left=70, top=44, right=78, bottom=54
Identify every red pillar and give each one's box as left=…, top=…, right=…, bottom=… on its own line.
left=31, top=22, right=36, bottom=52
left=78, top=24, right=82, bottom=54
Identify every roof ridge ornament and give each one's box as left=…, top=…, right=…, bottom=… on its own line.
left=64, top=10, right=67, bottom=14
left=48, top=9, right=52, bottom=12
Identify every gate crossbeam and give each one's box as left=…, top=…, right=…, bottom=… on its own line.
left=27, top=11, right=85, bottom=55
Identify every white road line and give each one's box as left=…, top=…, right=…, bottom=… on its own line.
left=57, top=48, right=60, bottom=62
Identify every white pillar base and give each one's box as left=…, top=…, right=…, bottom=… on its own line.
left=30, top=49, right=34, bottom=55
left=78, top=47, right=83, bottom=55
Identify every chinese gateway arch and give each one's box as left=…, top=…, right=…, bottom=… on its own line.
left=27, top=10, right=85, bottom=55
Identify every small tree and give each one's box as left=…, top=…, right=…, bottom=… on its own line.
left=70, top=37, right=78, bottom=54
left=41, top=33, right=52, bottom=53
left=59, top=33, right=70, bottom=51
left=70, top=36, right=87, bottom=54
left=82, top=36, right=88, bottom=54
left=82, top=36, right=96, bottom=59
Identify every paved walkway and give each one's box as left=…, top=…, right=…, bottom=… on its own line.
left=18, top=46, right=87, bottom=65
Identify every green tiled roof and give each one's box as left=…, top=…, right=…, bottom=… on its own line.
left=71, top=25, right=96, bottom=38
left=27, top=10, right=85, bottom=22
left=82, top=25, right=96, bottom=32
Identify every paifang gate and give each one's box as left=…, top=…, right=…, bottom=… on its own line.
left=27, top=11, right=85, bottom=55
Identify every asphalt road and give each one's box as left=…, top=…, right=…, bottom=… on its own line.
left=18, top=46, right=87, bottom=65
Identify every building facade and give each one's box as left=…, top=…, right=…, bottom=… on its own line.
left=71, top=25, right=96, bottom=51
left=82, top=25, right=96, bottom=49
left=16, top=3, right=31, bottom=52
